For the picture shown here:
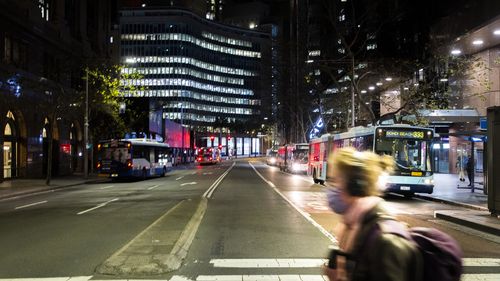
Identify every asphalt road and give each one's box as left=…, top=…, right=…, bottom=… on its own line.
left=0, top=159, right=499, bottom=280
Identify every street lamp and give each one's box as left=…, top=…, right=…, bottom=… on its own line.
left=84, top=69, right=89, bottom=179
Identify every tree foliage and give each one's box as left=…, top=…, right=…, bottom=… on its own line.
left=86, top=64, right=144, bottom=140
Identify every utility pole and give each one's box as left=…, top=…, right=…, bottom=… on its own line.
left=84, top=69, right=89, bottom=179
left=351, top=56, right=355, bottom=128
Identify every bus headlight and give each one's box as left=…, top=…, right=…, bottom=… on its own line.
left=424, top=178, right=434, bottom=185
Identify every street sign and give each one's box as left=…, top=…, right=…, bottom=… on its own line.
left=480, top=117, right=487, bottom=131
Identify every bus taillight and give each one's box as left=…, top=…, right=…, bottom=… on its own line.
left=127, top=159, right=133, bottom=168
left=197, top=157, right=202, bottom=162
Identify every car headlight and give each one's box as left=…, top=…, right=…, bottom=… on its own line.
left=269, top=158, right=276, bottom=164
left=292, top=163, right=301, bottom=171
left=424, top=178, right=434, bottom=185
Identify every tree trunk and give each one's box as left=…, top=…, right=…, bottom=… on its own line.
left=45, top=115, right=54, bottom=186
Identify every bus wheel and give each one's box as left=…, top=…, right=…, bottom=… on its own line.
left=319, top=180, right=325, bottom=185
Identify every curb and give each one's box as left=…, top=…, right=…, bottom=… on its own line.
left=434, top=211, right=500, bottom=236
left=414, top=194, right=488, bottom=212
left=0, top=179, right=104, bottom=201
left=165, top=197, right=207, bottom=270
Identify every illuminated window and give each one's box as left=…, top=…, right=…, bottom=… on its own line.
left=38, top=0, right=51, bottom=21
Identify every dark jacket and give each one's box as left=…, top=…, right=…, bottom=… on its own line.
left=347, top=204, right=423, bottom=281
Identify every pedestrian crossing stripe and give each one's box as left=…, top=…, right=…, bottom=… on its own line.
left=2, top=273, right=500, bottom=281
left=1, top=258, right=500, bottom=281
left=210, top=259, right=327, bottom=268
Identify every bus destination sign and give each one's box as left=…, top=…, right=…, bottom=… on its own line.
left=384, top=130, right=430, bottom=139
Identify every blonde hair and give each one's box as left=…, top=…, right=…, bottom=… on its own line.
left=332, top=148, right=394, bottom=196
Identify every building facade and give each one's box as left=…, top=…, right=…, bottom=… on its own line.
left=0, top=0, right=116, bottom=180
left=119, top=8, right=272, bottom=135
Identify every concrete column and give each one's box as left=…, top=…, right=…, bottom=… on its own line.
left=487, top=106, right=500, bottom=215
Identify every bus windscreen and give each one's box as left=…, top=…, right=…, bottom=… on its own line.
left=375, top=133, right=432, bottom=174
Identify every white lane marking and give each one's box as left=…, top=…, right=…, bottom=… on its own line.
left=100, top=185, right=114, bottom=189
left=461, top=274, right=500, bottom=281
left=203, top=162, right=236, bottom=199
left=148, top=184, right=160, bottom=190
left=249, top=162, right=338, bottom=245
left=176, top=176, right=184, bottom=180
left=77, top=198, right=119, bottom=215
left=191, top=172, right=197, bottom=175
left=203, top=172, right=213, bottom=175
left=463, top=258, right=500, bottom=267
left=210, top=258, right=327, bottom=268
left=181, top=182, right=198, bottom=186
left=15, top=200, right=48, bottom=210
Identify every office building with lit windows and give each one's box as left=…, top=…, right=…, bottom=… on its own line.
left=119, top=8, right=272, bottom=133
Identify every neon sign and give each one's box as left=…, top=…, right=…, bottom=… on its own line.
left=308, top=116, right=324, bottom=141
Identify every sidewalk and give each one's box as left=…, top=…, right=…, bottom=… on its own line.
left=415, top=173, right=500, bottom=236
left=0, top=174, right=103, bottom=200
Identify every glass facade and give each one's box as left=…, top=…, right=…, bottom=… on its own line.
left=119, top=9, right=271, bottom=130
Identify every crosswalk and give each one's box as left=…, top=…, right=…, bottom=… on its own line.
left=1, top=258, right=500, bottom=281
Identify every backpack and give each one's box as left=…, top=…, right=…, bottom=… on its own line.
left=377, top=219, right=463, bottom=281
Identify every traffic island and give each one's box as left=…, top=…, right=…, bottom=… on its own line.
left=434, top=210, right=500, bottom=236
left=95, top=197, right=207, bottom=276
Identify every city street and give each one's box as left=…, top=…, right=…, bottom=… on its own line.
left=0, top=159, right=499, bottom=280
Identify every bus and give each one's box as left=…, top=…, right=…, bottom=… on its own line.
left=97, top=139, right=172, bottom=179
left=195, top=147, right=221, bottom=165
left=308, top=124, right=434, bottom=197
left=277, top=143, right=309, bottom=173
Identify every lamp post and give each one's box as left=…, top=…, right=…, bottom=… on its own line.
left=351, top=57, right=356, bottom=128
left=84, top=69, right=89, bottom=179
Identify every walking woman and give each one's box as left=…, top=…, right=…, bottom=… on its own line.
left=323, top=148, right=422, bottom=281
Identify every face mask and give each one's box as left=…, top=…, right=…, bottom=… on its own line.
left=326, top=188, right=350, bottom=214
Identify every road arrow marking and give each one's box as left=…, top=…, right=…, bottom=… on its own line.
left=176, top=176, right=184, bottom=180
left=77, top=198, right=119, bottom=215
left=181, top=182, right=198, bottom=186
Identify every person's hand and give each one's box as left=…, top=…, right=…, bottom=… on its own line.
left=322, top=264, right=338, bottom=281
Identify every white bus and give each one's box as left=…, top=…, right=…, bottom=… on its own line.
left=308, top=124, right=434, bottom=197
left=97, top=139, right=173, bottom=179
left=277, top=143, right=309, bottom=173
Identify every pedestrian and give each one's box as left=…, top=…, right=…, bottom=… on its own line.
left=456, top=155, right=465, bottom=182
left=466, top=156, right=474, bottom=186
left=323, top=148, right=422, bottom=281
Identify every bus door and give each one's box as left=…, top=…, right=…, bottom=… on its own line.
left=149, top=149, right=155, bottom=175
